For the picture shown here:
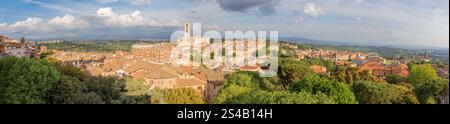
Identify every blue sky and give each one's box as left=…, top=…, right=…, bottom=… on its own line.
left=0, top=0, right=448, bottom=48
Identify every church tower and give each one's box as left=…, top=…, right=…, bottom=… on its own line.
left=422, top=50, right=430, bottom=63
left=184, top=23, right=191, bottom=37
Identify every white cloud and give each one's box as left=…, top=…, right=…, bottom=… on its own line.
left=0, top=23, right=6, bottom=29
left=97, top=0, right=119, bottom=4
left=96, top=7, right=160, bottom=27
left=96, top=7, right=179, bottom=27
left=2, top=15, right=88, bottom=34
left=8, top=17, right=52, bottom=33
left=0, top=23, right=7, bottom=33
left=1, top=7, right=179, bottom=35
left=128, top=0, right=152, bottom=6
left=10, top=17, right=43, bottom=28
left=48, top=14, right=89, bottom=29
left=303, top=3, right=325, bottom=17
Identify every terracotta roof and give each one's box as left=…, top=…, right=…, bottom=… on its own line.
left=176, top=78, right=207, bottom=88
left=239, top=65, right=260, bottom=71
left=206, top=70, right=225, bottom=81
left=144, top=66, right=178, bottom=79
left=309, top=65, right=327, bottom=74
left=358, top=61, right=409, bottom=77
left=358, top=61, right=384, bottom=71
left=103, top=59, right=122, bottom=70
left=85, top=66, right=106, bottom=76
left=0, top=42, right=25, bottom=47
left=176, top=66, right=194, bottom=74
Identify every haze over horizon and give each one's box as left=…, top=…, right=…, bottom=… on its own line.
left=0, top=0, right=448, bottom=48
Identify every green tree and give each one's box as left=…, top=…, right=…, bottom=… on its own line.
left=323, top=59, right=335, bottom=71
left=55, top=64, right=86, bottom=80
left=224, top=90, right=336, bottom=104
left=408, top=64, right=438, bottom=84
left=69, top=92, right=105, bottom=104
left=152, top=88, right=205, bottom=104
left=124, top=78, right=151, bottom=96
left=334, top=66, right=379, bottom=85
left=303, top=58, right=335, bottom=71
left=215, top=70, right=340, bottom=104
left=84, top=76, right=125, bottom=104
left=385, top=75, right=405, bottom=84
left=408, top=64, right=448, bottom=104
left=118, top=94, right=151, bottom=104
left=413, top=78, right=448, bottom=104
left=0, top=56, right=60, bottom=104
left=335, top=66, right=358, bottom=84
left=47, top=75, right=87, bottom=104
left=277, top=58, right=313, bottom=89
left=213, top=84, right=252, bottom=104
left=224, top=71, right=264, bottom=89
left=214, top=71, right=287, bottom=103
left=352, top=81, right=419, bottom=104
left=289, top=75, right=358, bottom=104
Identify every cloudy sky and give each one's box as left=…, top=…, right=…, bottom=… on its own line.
left=0, top=0, right=448, bottom=48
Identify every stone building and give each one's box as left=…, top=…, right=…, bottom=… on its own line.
left=0, top=36, right=37, bottom=58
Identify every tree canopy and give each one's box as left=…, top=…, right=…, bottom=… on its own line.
left=152, top=88, right=205, bottom=104
left=352, top=81, right=419, bottom=104
left=408, top=64, right=448, bottom=104
left=290, top=75, right=358, bottom=104
left=0, top=56, right=60, bottom=104
left=215, top=70, right=354, bottom=104
left=277, top=58, right=313, bottom=89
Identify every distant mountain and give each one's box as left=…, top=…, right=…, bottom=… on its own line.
left=280, top=37, right=352, bottom=46
left=280, top=37, right=449, bottom=51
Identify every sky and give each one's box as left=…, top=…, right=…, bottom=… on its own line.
left=0, top=0, right=448, bottom=48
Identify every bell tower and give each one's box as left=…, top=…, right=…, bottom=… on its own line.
left=184, top=23, right=191, bottom=37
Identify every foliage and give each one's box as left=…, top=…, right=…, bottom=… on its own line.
left=47, top=75, right=87, bottom=104
left=215, top=71, right=343, bottom=104
left=39, top=50, right=54, bottom=59
left=152, top=88, right=205, bottom=104
left=385, top=75, right=406, bottom=84
left=303, top=58, right=335, bottom=71
left=352, top=81, right=419, bottom=104
left=289, top=75, right=358, bottom=104
left=69, top=92, right=105, bottom=104
left=42, top=41, right=134, bottom=53
left=408, top=64, right=438, bottom=84
left=49, top=64, right=140, bottom=104
left=277, top=58, right=313, bottom=89
left=333, top=66, right=379, bottom=85
left=213, top=84, right=253, bottom=104
left=408, top=64, right=448, bottom=104
left=413, top=78, right=448, bottom=104
left=83, top=76, right=125, bottom=104
left=117, top=95, right=151, bottom=104
left=124, top=78, right=151, bottom=96
left=0, top=56, right=60, bottom=104
left=224, top=90, right=336, bottom=104
left=55, top=64, right=87, bottom=80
